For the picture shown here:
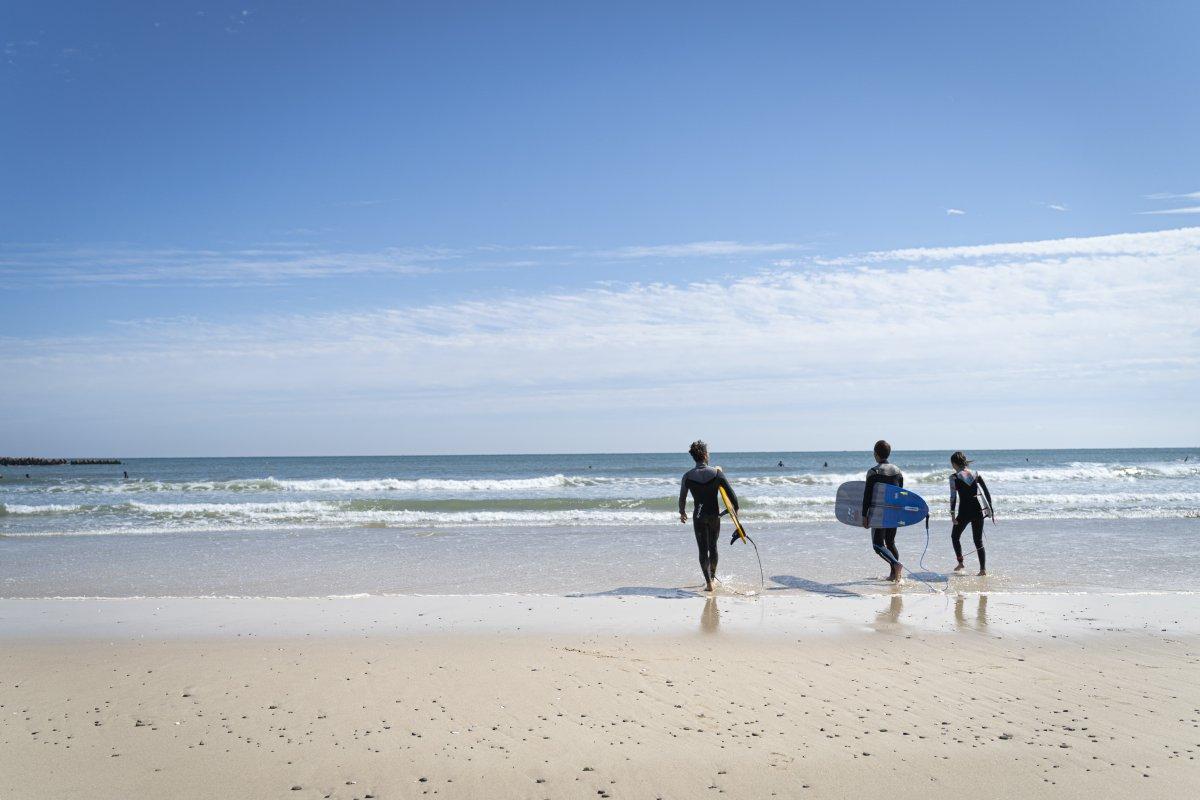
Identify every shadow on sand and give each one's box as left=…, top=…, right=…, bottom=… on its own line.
left=567, top=586, right=701, bottom=599
left=767, top=575, right=863, bottom=597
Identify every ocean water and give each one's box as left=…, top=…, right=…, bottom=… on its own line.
left=1, top=449, right=1197, bottom=598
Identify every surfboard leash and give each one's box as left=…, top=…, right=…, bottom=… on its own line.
left=720, top=509, right=765, bottom=592
left=918, top=513, right=932, bottom=573
left=872, top=539, right=940, bottom=593
left=745, top=531, right=765, bottom=591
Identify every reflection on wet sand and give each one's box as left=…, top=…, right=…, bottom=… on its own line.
left=955, top=593, right=989, bottom=630
left=873, top=593, right=903, bottom=630
left=700, top=595, right=720, bottom=633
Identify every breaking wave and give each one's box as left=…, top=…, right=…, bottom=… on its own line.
left=4, top=487, right=1199, bottom=536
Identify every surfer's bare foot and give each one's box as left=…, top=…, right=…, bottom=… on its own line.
left=954, top=562, right=965, bottom=572
left=976, top=570, right=987, bottom=577
left=705, top=581, right=714, bottom=592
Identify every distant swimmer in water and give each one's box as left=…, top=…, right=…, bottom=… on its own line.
left=679, top=439, right=740, bottom=593
left=862, top=440, right=904, bottom=582
left=949, top=451, right=994, bottom=576
left=123, top=470, right=128, bottom=479
left=823, top=461, right=828, bottom=468
left=778, top=460, right=784, bottom=467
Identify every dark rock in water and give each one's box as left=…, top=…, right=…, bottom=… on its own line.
left=0, top=457, right=122, bottom=466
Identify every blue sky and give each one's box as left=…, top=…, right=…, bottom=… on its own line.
left=1, top=1, right=1198, bottom=455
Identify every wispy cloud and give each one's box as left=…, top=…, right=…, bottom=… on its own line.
left=0, top=244, right=455, bottom=286
left=1144, top=191, right=1200, bottom=200
left=945, top=208, right=966, bottom=216
left=0, top=239, right=816, bottom=286
left=225, top=8, right=254, bottom=35
left=594, top=241, right=808, bottom=259
left=818, top=226, right=1200, bottom=265
left=1138, top=191, right=1200, bottom=216
left=1137, top=206, right=1200, bottom=216
left=5, top=227, right=1197, bottom=452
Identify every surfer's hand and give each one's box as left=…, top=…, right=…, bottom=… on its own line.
left=861, top=519, right=870, bottom=529
left=679, top=512, right=687, bottom=523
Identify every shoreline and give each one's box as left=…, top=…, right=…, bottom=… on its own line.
left=2, top=591, right=1196, bottom=642
left=5, top=517, right=1199, bottom=599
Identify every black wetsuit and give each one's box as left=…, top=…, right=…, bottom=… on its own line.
left=950, top=469, right=993, bottom=570
left=862, top=461, right=904, bottom=566
left=679, top=464, right=739, bottom=583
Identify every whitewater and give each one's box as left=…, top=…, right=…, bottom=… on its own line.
left=1, top=448, right=1197, bottom=597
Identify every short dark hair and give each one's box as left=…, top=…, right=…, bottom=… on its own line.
left=873, top=440, right=891, bottom=460
left=689, top=440, right=709, bottom=463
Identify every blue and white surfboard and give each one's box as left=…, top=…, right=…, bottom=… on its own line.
left=835, top=481, right=930, bottom=528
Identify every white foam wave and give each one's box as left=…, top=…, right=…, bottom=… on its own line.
left=5, top=492, right=1200, bottom=536
left=24, top=460, right=1198, bottom=498
left=915, top=462, right=1200, bottom=484
left=1, top=503, right=86, bottom=515
left=35, top=474, right=612, bottom=494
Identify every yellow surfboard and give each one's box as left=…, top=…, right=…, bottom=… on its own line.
left=718, top=484, right=746, bottom=541
left=714, top=468, right=762, bottom=589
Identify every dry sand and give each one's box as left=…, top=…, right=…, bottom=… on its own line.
left=1, top=596, right=1197, bottom=799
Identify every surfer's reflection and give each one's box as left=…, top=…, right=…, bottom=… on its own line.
left=954, top=593, right=989, bottom=630
left=874, top=593, right=903, bottom=630
left=700, top=595, right=720, bottom=634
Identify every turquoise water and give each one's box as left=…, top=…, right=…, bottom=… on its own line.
left=1, top=449, right=1197, bottom=597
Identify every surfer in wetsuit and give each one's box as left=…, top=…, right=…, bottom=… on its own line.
left=679, top=440, right=739, bottom=593
left=861, top=440, right=904, bottom=582
left=949, top=451, right=993, bottom=576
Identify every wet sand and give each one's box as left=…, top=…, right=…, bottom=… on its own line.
left=1, top=594, right=1197, bottom=799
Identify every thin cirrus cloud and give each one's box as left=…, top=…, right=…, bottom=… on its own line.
left=0, top=239, right=812, bottom=286
left=1138, top=206, right=1200, bottom=216
left=1138, top=190, right=1200, bottom=216
left=593, top=241, right=808, bottom=259
left=6, top=227, right=1197, bottom=449
left=816, top=226, right=1200, bottom=265
left=945, top=208, right=966, bottom=216
left=0, top=244, right=456, bottom=286
left=1144, top=191, right=1200, bottom=200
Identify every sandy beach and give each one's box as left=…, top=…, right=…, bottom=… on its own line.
left=6, top=0, right=1198, bottom=794
left=2, top=594, right=1197, bottom=799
